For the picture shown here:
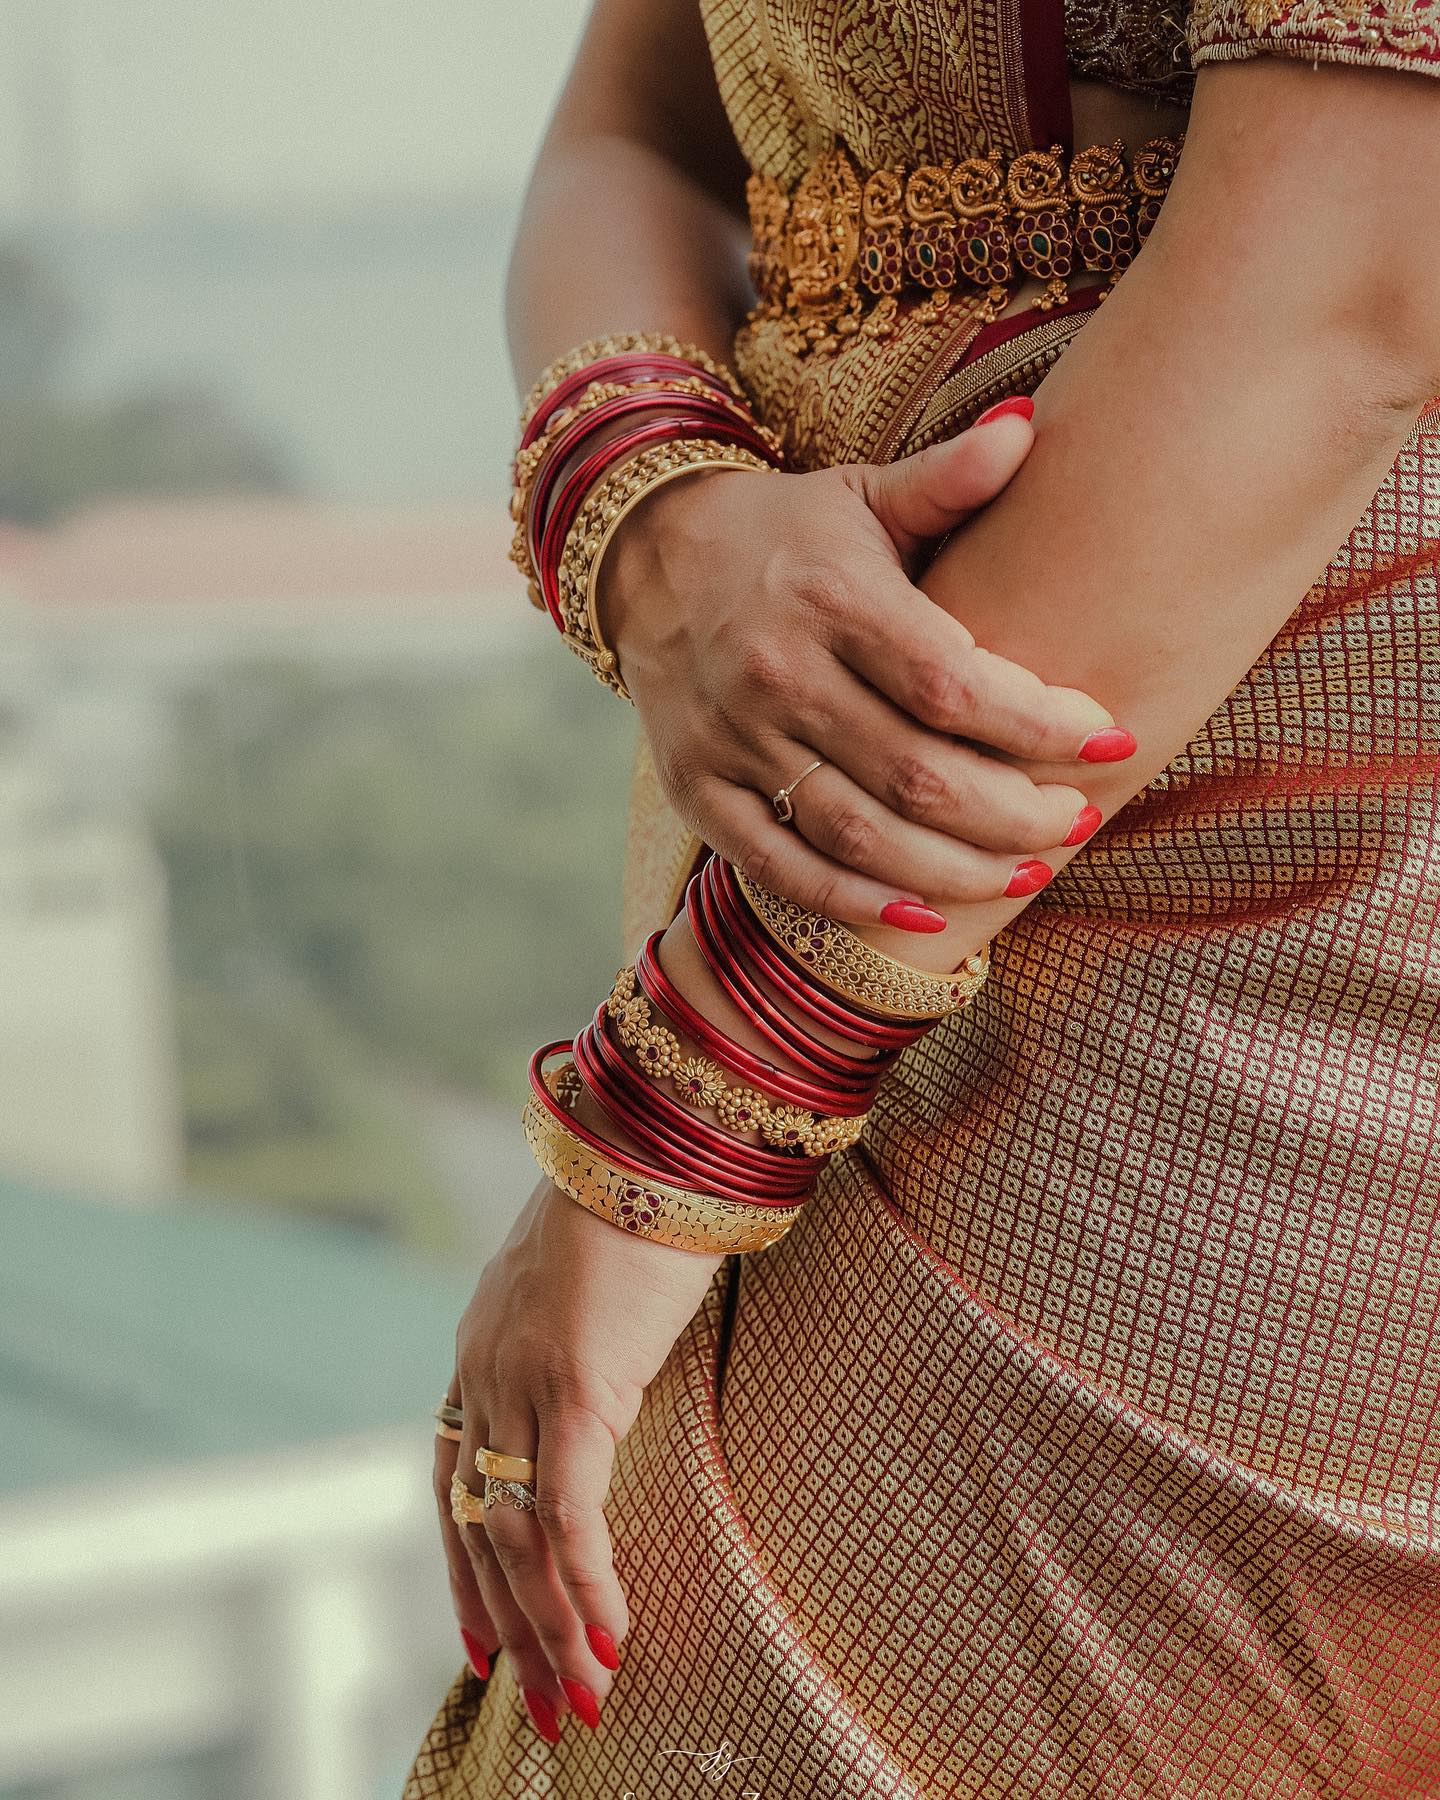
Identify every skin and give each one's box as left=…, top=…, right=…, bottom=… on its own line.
left=442, top=7, right=1440, bottom=1743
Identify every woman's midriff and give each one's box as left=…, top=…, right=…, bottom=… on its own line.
left=995, top=77, right=1193, bottom=321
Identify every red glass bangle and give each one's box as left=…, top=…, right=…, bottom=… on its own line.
left=521, top=355, right=742, bottom=449
left=574, top=1018, right=815, bottom=1199
left=525, top=380, right=773, bottom=566
left=633, top=932, right=873, bottom=1116
left=533, top=414, right=777, bottom=627
left=702, top=858, right=928, bottom=1050
left=586, top=1006, right=819, bottom=1181
left=528, top=1041, right=803, bottom=1206
left=566, top=1032, right=813, bottom=1204
left=685, top=870, right=893, bottom=1085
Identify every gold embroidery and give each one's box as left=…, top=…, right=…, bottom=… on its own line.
left=748, top=136, right=1184, bottom=355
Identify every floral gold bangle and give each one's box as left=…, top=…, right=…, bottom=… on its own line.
left=605, top=966, right=866, bottom=1156
left=734, top=869, right=990, bottom=1020
left=558, top=439, right=777, bottom=700
left=522, top=1089, right=802, bottom=1255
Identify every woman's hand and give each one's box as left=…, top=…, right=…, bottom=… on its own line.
left=601, top=410, right=1133, bottom=926
left=435, top=1179, right=723, bottom=1743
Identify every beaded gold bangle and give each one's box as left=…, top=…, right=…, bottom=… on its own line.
left=605, top=966, right=867, bottom=1157
left=523, top=1087, right=803, bottom=1255
left=558, top=439, right=777, bottom=699
left=734, top=870, right=990, bottom=1021
left=517, top=331, right=747, bottom=438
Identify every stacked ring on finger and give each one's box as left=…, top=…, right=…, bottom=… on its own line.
left=434, top=1401, right=464, bottom=1442
left=476, top=1446, right=537, bottom=1484
left=483, top=1477, right=538, bottom=1514
left=451, top=1471, right=488, bottom=1528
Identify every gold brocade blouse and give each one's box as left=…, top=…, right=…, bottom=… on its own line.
left=699, top=0, right=1440, bottom=192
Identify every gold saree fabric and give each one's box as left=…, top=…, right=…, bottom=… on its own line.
left=407, top=2, right=1440, bottom=1794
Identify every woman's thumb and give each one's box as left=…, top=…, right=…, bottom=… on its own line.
left=855, top=397, right=1035, bottom=555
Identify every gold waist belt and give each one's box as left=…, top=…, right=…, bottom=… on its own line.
left=746, top=137, right=1184, bottom=356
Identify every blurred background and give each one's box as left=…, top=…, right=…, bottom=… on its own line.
left=0, top=3, right=620, bottom=1796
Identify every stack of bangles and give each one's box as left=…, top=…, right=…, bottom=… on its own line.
left=509, top=332, right=785, bottom=698
left=523, top=852, right=990, bottom=1255
left=510, top=334, right=989, bottom=1256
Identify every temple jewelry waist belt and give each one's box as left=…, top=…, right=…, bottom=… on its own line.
left=746, top=136, right=1184, bottom=355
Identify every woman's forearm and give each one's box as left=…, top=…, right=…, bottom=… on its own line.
left=651, top=59, right=1440, bottom=1054
left=505, top=0, right=751, bottom=391
left=857, top=59, right=1440, bottom=974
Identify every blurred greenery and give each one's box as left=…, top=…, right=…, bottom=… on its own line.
left=0, top=243, right=291, bottom=522
left=153, top=653, right=636, bottom=1241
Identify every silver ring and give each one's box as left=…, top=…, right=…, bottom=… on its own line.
left=483, top=1476, right=538, bottom=1514
left=771, top=758, right=824, bottom=824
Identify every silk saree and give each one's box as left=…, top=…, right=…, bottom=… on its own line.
left=407, top=0, right=1440, bottom=1791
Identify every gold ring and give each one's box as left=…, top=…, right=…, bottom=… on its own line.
left=450, top=1471, right=487, bottom=1528
left=477, top=1445, right=538, bottom=1484
left=771, top=758, right=824, bottom=824
left=434, top=1401, right=464, bottom=1443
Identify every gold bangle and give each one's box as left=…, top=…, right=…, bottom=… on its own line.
left=734, top=868, right=990, bottom=1020
left=508, top=374, right=772, bottom=611
left=476, top=1446, right=537, bottom=1484
left=517, top=332, right=746, bottom=438
left=523, top=1088, right=803, bottom=1255
left=605, top=966, right=867, bottom=1156
left=557, top=440, right=777, bottom=700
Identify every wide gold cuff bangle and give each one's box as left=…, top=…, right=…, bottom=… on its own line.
left=518, top=332, right=747, bottom=438
left=734, top=869, right=990, bottom=1020
left=522, top=1090, right=803, bottom=1255
left=558, top=439, right=777, bottom=700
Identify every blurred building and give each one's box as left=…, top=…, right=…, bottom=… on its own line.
left=0, top=655, right=181, bottom=1201
left=0, top=1175, right=474, bottom=1800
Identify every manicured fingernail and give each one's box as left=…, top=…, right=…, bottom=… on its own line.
left=460, top=1629, right=490, bottom=1681
left=974, top=394, right=1035, bottom=427
left=1063, top=804, right=1103, bottom=847
left=1006, top=860, right=1053, bottom=898
left=560, top=1678, right=601, bottom=1729
left=879, top=900, right=948, bottom=934
left=523, top=1689, right=562, bottom=1744
left=1078, top=727, right=1136, bottom=763
left=585, top=1623, right=621, bottom=1670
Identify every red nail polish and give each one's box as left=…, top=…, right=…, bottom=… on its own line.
left=974, top=394, right=1035, bottom=427
left=1062, top=804, right=1103, bottom=847
left=585, top=1623, right=621, bottom=1670
left=1078, top=727, right=1137, bottom=763
left=1006, top=860, right=1053, bottom=898
left=561, top=1678, right=601, bottom=1729
left=879, top=900, right=948, bottom=934
left=523, top=1689, right=562, bottom=1744
left=460, top=1629, right=490, bottom=1682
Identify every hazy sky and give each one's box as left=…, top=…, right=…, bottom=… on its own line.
left=0, top=0, right=591, bottom=220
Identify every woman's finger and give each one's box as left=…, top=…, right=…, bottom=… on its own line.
left=432, top=1427, right=500, bottom=1680
left=531, top=1404, right=629, bottom=1676
left=455, top=1402, right=570, bottom=1743
left=692, top=777, right=935, bottom=926
left=830, top=567, right=1128, bottom=765
left=769, top=752, right=1057, bottom=906
left=796, top=672, right=1097, bottom=853
left=478, top=1409, right=610, bottom=1734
